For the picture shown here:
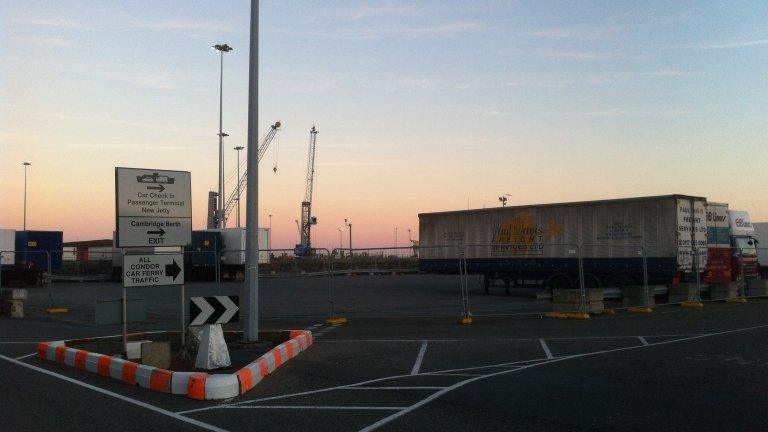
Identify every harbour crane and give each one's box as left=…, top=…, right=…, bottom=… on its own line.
left=294, top=126, right=318, bottom=256
left=207, top=121, right=281, bottom=228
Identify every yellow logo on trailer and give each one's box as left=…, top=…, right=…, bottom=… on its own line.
left=492, top=212, right=563, bottom=255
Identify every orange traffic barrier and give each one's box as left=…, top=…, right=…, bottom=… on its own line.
left=122, top=362, right=138, bottom=385
left=97, top=356, right=112, bottom=377
left=149, top=369, right=172, bottom=393
left=187, top=374, right=207, bottom=400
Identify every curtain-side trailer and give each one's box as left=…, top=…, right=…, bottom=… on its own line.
left=418, top=195, right=707, bottom=291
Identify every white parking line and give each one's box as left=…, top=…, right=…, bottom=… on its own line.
left=638, top=336, right=649, bottom=346
left=0, top=354, right=231, bottom=432
left=14, top=352, right=36, bottom=360
left=358, top=324, right=768, bottom=432
left=344, top=386, right=445, bottom=390
left=312, top=334, right=705, bottom=343
left=223, top=405, right=406, bottom=410
left=539, top=339, right=554, bottom=359
left=410, top=341, right=428, bottom=375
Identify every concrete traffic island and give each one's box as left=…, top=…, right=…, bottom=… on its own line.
left=37, top=329, right=313, bottom=400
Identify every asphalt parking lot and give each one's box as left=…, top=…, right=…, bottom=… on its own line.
left=2, top=276, right=768, bottom=431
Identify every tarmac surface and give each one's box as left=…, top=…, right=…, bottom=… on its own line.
left=2, top=275, right=768, bottom=431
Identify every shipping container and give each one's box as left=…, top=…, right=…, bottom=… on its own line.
left=419, top=195, right=707, bottom=289
left=188, top=230, right=223, bottom=267
left=15, top=231, right=64, bottom=271
left=207, top=228, right=271, bottom=265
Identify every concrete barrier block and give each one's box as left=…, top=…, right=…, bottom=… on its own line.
left=622, top=286, right=654, bottom=298
left=552, top=288, right=603, bottom=303
left=622, top=296, right=656, bottom=308
left=2, top=299, right=24, bottom=318
left=552, top=301, right=604, bottom=313
left=141, top=341, right=171, bottom=369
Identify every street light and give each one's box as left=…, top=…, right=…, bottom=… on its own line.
left=213, top=43, right=233, bottom=228
left=498, top=194, right=512, bottom=207
left=234, top=146, right=245, bottom=228
left=338, top=227, right=344, bottom=250
left=21, top=162, right=30, bottom=230
left=344, top=218, right=352, bottom=257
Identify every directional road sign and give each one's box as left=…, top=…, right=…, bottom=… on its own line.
left=189, top=296, right=239, bottom=326
left=115, top=167, right=192, bottom=247
left=123, top=254, right=184, bottom=287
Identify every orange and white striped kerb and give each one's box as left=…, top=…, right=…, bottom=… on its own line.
left=38, top=340, right=174, bottom=393
left=37, top=329, right=313, bottom=401
left=188, top=329, right=313, bottom=400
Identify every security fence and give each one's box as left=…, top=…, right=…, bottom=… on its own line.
left=1, top=245, right=767, bottom=325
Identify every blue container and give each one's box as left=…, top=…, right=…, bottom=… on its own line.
left=15, top=231, right=64, bottom=271
left=188, top=230, right=222, bottom=267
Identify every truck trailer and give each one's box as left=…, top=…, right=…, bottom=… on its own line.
left=419, top=195, right=708, bottom=291
left=0, top=230, right=64, bottom=286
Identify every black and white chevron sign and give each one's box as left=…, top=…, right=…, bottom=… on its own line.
left=189, top=296, right=239, bottom=326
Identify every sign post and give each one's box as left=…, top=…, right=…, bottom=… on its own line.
left=116, top=167, right=192, bottom=354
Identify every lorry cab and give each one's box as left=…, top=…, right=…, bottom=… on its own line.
left=731, top=236, right=759, bottom=280
left=728, top=210, right=759, bottom=281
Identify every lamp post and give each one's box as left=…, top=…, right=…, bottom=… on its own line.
left=213, top=43, right=233, bottom=228
left=234, top=146, right=244, bottom=228
left=498, top=194, right=511, bottom=207
left=22, top=162, right=30, bottom=230
left=345, top=218, right=352, bottom=256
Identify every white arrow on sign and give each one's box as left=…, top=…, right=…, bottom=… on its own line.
left=190, top=297, right=215, bottom=326
left=217, top=296, right=238, bottom=324
left=189, top=296, right=239, bottom=326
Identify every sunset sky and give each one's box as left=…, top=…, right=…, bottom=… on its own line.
left=1, top=1, right=767, bottom=249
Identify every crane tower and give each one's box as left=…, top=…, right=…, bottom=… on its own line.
left=294, top=126, right=318, bottom=256
left=207, top=121, right=281, bottom=229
